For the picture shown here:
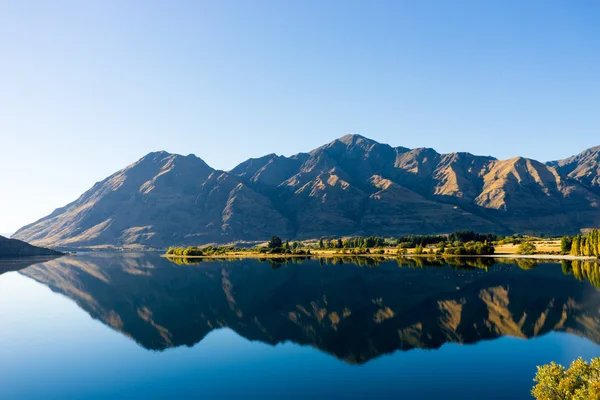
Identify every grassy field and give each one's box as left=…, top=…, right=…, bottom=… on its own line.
left=495, top=240, right=562, bottom=255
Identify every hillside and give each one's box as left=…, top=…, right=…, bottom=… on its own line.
left=0, top=235, right=63, bottom=258
left=549, top=146, right=600, bottom=195
left=12, top=135, right=600, bottom=248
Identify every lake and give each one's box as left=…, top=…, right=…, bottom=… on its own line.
left=0, top=253, right=599, bottom=399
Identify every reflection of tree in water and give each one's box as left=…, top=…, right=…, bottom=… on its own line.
left=561, top=260, right=600, bottom=288
left=516, top=259, right=538, bottom=270
left=494, top=258, right=539, bottom=271
left=167, top=256, right=311, bottom=268
left=164, top=255, right=600, bottom=289
left=262, top=258, right=287, bottom=269
left=394, top=256, right=493, bottom=271
left=166, top=256, right=204, bottom=265
left=316, top=256, right=387, bottom=267
left=166, top=255, right=500, bottom=272
left=442, top=256, right=494, bottom=270
left=267, top=256, right=494, bottom=270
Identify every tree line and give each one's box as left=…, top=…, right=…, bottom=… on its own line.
left=561, top=229, right=600, bottom=257
left=316, top=230, right=502, bottom=250
left=166, top=230, right=502, bottom=257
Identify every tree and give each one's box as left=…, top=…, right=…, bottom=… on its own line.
left=318, top=238, right=324, bottom=249
left=517, top=242, right=537, bottom=255
left=532, top=357, right=600, bottom=399
left=268, top=236, right=283, bottom=249
left=183, top=246, right=203, bottom=256
left=571, top=235, right=582, bottom=256
left=560, top=236, right=573, bottom=254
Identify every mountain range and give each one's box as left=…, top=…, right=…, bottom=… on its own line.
left=13, top=135, right=600, bottom=248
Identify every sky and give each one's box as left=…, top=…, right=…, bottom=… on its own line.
left=1, top=0, right=599, bottom=233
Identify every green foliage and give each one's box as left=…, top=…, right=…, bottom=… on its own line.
left=532, top=357, right=600, bottom=400
left=333, top=236, right=386, bottom=249
left=517, top=242, right=537, bottom=255
left=268, top=236, right=283, bottom=249
left=166, top=245, right=244, bottom=257
left=166, top=247, right=187, bottom=256
left=444, top=241, right=495, bottom=256
left=447, top=230, right=503, bottom=243
left=397, top=235, right=446, bottom=248
left=497, top=234, right=526, bottom=245
left=396, top=231, right=503, bottom=249
left=397, top=246, right=408, bottom=255
left=568, top=229, right=600, bottom=257
left=183, top=247, right=203, bottom=256
left=413, top=244, right=425, bottom=255
left=560, top=236, right=573, bottom=254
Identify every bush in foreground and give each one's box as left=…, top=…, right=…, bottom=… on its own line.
left=532, top=357, right=600, bottom=399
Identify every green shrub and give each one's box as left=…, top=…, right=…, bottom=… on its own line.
left=532, top=357, right=600, bottom=399
left=183, top=247, right=203, bottom=256
left=444, top=241, right=494, bottom=256
left=517, top=242, right=537, bottom=255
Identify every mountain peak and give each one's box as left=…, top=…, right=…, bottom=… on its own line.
left=549, top=145, right=600, bottom=193
left=142, top=150, right=172, bottom=159
left=337, top=133, right=368, bottom=144
left=133, top=151, right=211, bottom=170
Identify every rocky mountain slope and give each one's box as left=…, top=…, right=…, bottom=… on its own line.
left=549, top=145, right=600, bottom=195
left=0, top=235, right=63, bottom=258
left=20, top=255, right=600, bottom=363
left=13, top=135, right=600, bottom=248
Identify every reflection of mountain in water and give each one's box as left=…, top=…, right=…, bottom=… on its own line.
left=0, top=256, right=62, bottom=276
left=20, top=254, right=600, bottom=364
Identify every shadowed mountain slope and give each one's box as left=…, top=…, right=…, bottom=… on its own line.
left=13, top=135, right=600, bottom=248
left=0, top=235, right=63, bottom=258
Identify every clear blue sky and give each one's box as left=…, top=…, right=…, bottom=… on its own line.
left=1, top=0, right=599, bottom=233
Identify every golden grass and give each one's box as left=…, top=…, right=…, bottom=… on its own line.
left=495, top=240, right=562, bottom=255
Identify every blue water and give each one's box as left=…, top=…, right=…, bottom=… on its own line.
left=0, top=254, right=598, bottom=399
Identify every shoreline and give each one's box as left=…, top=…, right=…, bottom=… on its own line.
left=162, top=252, right=599, bottom=262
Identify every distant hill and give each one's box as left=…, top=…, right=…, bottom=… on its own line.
left=12, top=135, right=600, bottom=248
left=0, top=235, right=63, bottom=258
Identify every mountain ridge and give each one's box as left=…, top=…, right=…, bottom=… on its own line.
left=0, top=235, right=63, bottom=258
left=12, top=135, right=600, bottom=248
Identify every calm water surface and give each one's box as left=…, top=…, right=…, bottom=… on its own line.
left=1, top=253, right=599, bottom=399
